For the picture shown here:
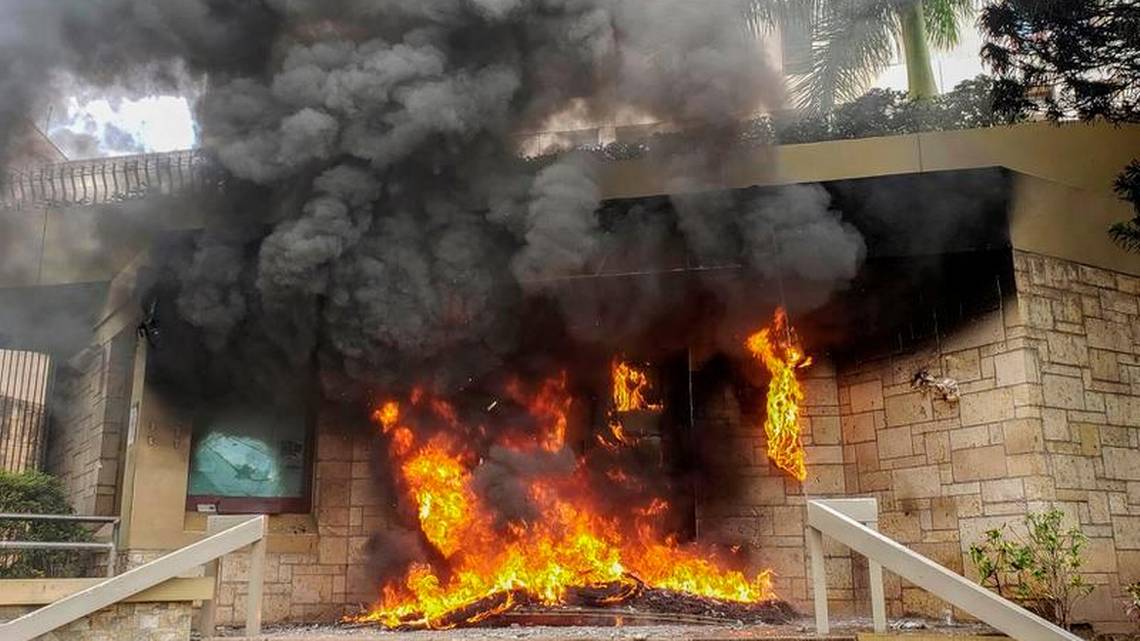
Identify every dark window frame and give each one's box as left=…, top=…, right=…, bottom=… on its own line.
left=184, top=382, right=318, bottom=516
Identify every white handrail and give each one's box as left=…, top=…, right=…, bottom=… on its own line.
left=806, top=498, right=886, bottom=633
left=807, top=500, right=1082, bottom=641
left=0, top=515, right=266, bottom=641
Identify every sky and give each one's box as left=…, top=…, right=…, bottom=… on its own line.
left=45, top=21, right=987, bottom=160
left=49, top=94, right=197, bottom=158
left=873, top=20, right=987, bottom=95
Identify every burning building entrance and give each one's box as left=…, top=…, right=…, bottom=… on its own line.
left=354, top=309, right=808, bottom=629
left=127, top=164, right=1017, bottom=632
left=4, top=3, right=1140, bottom=637
left=7, top=120, right=1140, bottom=635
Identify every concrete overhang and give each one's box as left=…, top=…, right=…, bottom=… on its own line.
left=598, top=121, right=1140, bottom=199
left=599, top=121, right=1140, bottom=276
left=2, top=121, right=1137, bottom=289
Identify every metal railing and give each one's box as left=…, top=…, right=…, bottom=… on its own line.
left=0, top=150, right=223, bottom=211
left=0, top=513, right=120, bottom=577
left=807, top=498, right=1082, bottom=641
left=0, top=349, right=55, bottom=473
left=0, top=514, right=266, bottom=641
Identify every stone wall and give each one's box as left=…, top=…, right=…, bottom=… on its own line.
left=211, top=363, right=855, bottom=624
left=48, top=328, right=135, bottom=516
left=209, top=414, right=385, bottom=625
left=1011, top=250, right=1140, bottom=629
left=176, top=250, right=1140, bottom=632
left=0, top=601, right=191, bottom=641
left=696, top=358, right=853, bottom=615
left=834, top=297, right=1040, bottom=621
left=816, top=250, right=1140, bottom=630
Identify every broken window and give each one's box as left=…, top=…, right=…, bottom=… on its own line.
left=186, top=401, right=312, bottom=514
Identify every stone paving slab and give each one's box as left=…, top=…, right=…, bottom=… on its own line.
left=212, top=618, right=1004, bottom=641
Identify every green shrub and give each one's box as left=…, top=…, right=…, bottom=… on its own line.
left=1125, top=582, right=1140, bottom=627
left=0, top=470, right=92, bottom=578
left=969, top=508, right=1093, bottom=630
left=524, top=75, right=1024, bottom=165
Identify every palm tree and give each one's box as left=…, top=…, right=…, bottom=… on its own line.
left=748, top=1, right=975, bottom=112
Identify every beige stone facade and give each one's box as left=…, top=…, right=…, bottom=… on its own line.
left=833, top=304, right=1036, bottom=621
left=204, top=419, right=384, bottom=623
left=0, top=602, right=192, bottom=641
left=694, top=250, right=1140, bottom=632
left=183, top=249, right=1140, bottom=632
left=48, top=328, right=136, bottom=516
left=14, top=125, right=1137, bottom=633
left=696, top=360, right=849, bottom=613
left=1011, top=250, right=1140, bottom=628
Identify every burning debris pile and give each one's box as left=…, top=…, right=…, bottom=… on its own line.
left=356, top=310, right=808, bottom=630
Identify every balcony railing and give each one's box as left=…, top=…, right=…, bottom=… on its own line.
left=0, top=513, right=120, bottom=577
left=0, top=150, right=223, bottom=211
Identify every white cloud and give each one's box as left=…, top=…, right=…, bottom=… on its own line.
left=50, top=95, right=197, bottom=159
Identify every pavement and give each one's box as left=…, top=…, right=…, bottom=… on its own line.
left=209, top=617, right=1007, bottom=641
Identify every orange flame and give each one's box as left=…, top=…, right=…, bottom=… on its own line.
left=373, top=401, right=400, bottom=431
left=745, top=307, right=812, bottom=481
left=611, top=359, right=663, bottom=412
left=361, top=385, right=773, bottom=629
left=373, top=400, right=414, bottom=456
left=402, top=438, right=480, bottom=558
left=506, top=373, right=571, bottom=451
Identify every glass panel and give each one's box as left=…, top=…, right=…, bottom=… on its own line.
left=187, top=405, right=308, bottom=500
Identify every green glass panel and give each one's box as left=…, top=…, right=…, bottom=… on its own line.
left=187, top=406, right=307, bottom=499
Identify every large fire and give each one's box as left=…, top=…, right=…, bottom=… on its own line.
left=359, top=377, right=773, bottom=628
left=746, top=307, right=812, bottom=481
left=355, top=313, right=809, bottom=628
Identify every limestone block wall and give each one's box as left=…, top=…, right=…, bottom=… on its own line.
left=0, top=602, right=192, bottom=641
left=696, top=358, right=853, bottom=614
left=214, top=362, right=851, bottom=623
left=835, top=297, right=1043, bottom=620
left=824, top=250, right=1140, bottom=631
left=210, top=414, right=386, bottom=625
left=194, top=248, right=1140, bottom=631
left=1012, top=250, right=1140, bottom=629
left=48, top=328, right=135, bottom=516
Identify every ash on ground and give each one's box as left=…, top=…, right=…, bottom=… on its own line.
left=215, top=616, right=1003, bottom=640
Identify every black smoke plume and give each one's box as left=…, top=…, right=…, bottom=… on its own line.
left=1, top=1, right=869, bottom=392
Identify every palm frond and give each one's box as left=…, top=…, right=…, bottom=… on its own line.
left=745, top=1, right=823, bottom=34
left=924, top=0, right=976, bottom=49
left=791, top=0, right=900, bottom=112
left=1109, top=220, right=1140, bottom=253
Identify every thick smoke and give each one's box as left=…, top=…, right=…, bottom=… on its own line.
left=511, top=156, right=602, bottom=286
left=0, top=0, right=882, bottom=398
left=0, top=0, right=883, bottom=597
left=0, top=2, right=275, bottom=163
left=172, top=0, right=811, bottom=395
